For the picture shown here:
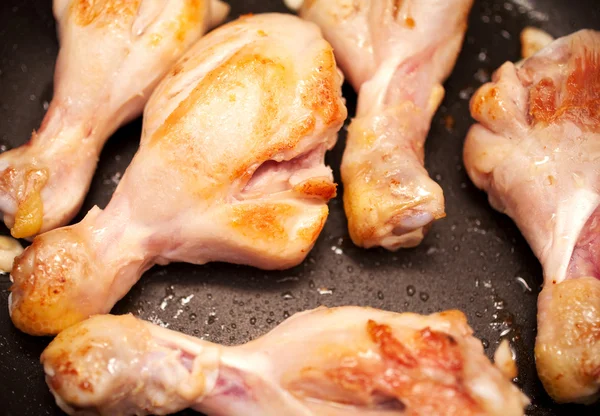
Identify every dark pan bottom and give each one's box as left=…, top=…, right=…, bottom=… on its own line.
left=0, top=0, right=599, bottom=414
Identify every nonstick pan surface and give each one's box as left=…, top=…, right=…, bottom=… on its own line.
left=1, top=0, right=600, bottom=415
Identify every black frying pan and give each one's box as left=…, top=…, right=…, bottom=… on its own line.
left=1, top=1, right=599, bottom=415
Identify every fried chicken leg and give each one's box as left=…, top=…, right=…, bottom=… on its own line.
left=464, top=30, right=600, bottom=404
left=42, top=307, right=528, bottom=416
left=9, top=13, right=347, bottom=336
left=0, top=0, right=228, bottom=238
left=300, top=0, right=473, bottom=249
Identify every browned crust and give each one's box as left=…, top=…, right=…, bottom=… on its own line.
left=293, top=179, right=337, bottom=200
left=71, top=0, right=142, bottom=27
left=229, top=204, right=292, bottom=242
left=529, top=49, right=600, bottom=130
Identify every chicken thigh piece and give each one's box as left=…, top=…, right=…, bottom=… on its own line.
left=300, top=0, right=473, bottom=249
left=42, top=307, right=529, bottom=416
left=8, top=13, right=347, bottom=336
left=0, top=0, right=229, bottom=239
left=463, top=30, right=600, bottom=404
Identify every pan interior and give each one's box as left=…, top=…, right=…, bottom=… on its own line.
left=0, top=1, right=599, bottom=415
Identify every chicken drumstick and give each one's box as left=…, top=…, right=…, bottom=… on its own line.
left=0, top=0, right=228, bottom=238
left=9, top=13, right=347, bottom=336
left=464, top=30, right=600, bottom=404
left=300, top=0, right=473, bottom=249
left=42, top=307, right=529, bottom=416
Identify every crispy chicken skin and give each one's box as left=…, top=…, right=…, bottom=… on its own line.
left=301, top=0, right=473, bottom=249
left=9, top=13, right=347, bottom=336
left=0, top=0, right=228, bottom=239
left=42, top=307, right=528, bottom=416
left=463, top=30, right=600, bottom=404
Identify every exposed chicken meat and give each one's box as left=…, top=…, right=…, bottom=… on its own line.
left=463, top=30, right=600, bottom=404
left=300, top=0, right=473, bottom=249
left=8, top=13, right=347, bottom=336
left=41, top=307, right=529, bottom=416
left=0, top=0, right=228, bottom=239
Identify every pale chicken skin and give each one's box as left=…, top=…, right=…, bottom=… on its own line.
left=0, top=0, right=229, bottom=239
left=464, top=30, right=600, bottom=404
left=301, top=0, right=473, bottom=249
left=9, top=13, right=347, bottom=336
left=42, top=307, right=529, bottom=416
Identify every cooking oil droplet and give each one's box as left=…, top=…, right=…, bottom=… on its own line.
left=406, top=285, right=416, bottom=296
left=180, top=294, right=194, bottom=305
left=474, top=68, right=490, bottom=83
left=207, top=293, right=213, bottom=300
left=377, top=291, right=384, bottom=300
left=347, top=265, right=354, bottom=273
left=318, top=287, right=334, bottom=295
left=478, top=49, right=488, bottom=62
left=282, top=291, right=294, bottom=300
left=250, top=317, right=256, bottom=325
left=482, top=338, right=490, bottom=349
left=266, top=318, right=274, bottom=324
left=189, top=313, right=197, bottom=321
left=193, top=329, right=200, bottom=335
left=419, top=292, right=429, bottom=302
left=515, top=276, right=533, bottom=292
left=231, top=323, right=237, bottom=329
left=283, top=311, right=290, bottom=319
left=309, top=280, right=315, bottom=289
left=459, top=86, right=474, bottom=100
left=160, top=294, right=173, bottom=310
left=207, top=315, right=216, bottom=325
left=331, top=245, right=343, bottom=255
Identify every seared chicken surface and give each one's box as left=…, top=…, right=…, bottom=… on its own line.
left=464, top=30, right=600, bottom=404
left=42, top=307, right=528, bottom=416
left=301, top=0, right=473, bottom=249
left=9, top=13, right=347, bottom=336
left=0, top=0, right=228, bottom=239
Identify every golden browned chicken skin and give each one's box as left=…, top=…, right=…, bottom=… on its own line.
left=9, top=13, right=347, bottom=336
